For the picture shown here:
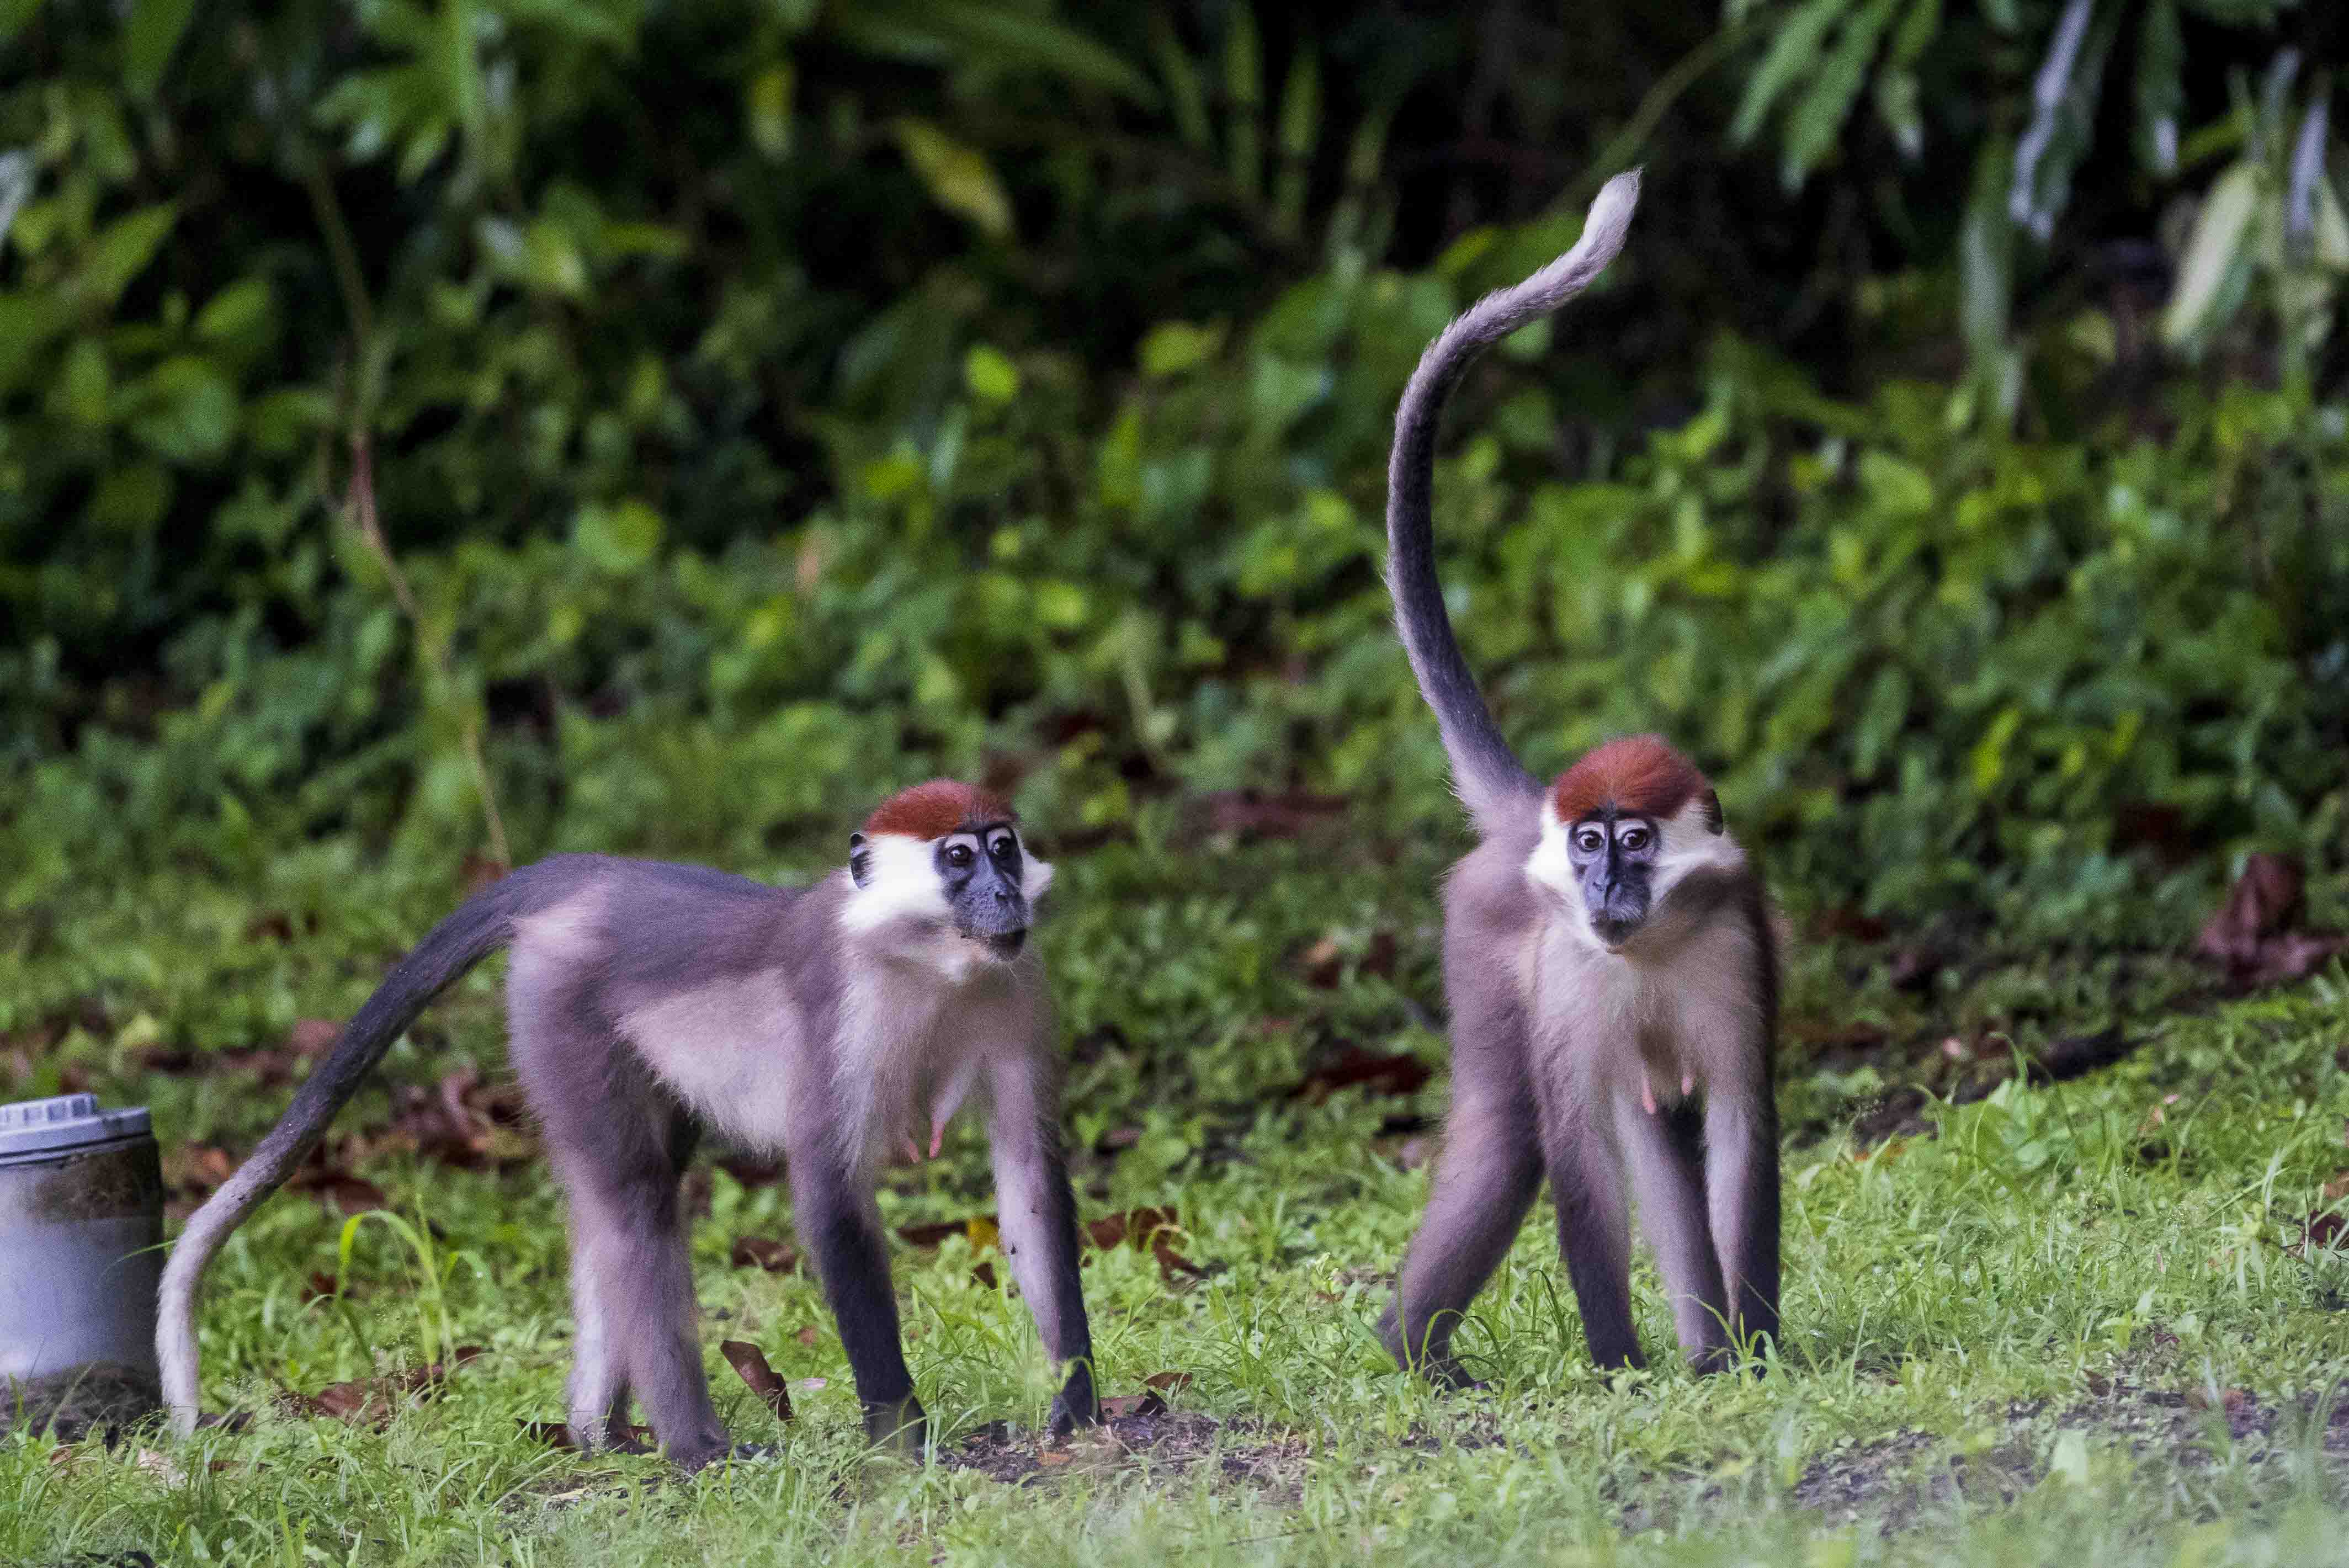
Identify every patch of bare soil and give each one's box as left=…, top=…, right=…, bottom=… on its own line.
left=1788, top=1368, right=2348, bottom=1533
left=945, top=1405, right=1310, bottom=1502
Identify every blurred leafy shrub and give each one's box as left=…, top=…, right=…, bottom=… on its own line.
left=1, top=0, right=2344, bottom=945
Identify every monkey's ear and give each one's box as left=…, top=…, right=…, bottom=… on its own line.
left=848, top=832, right=872, bottom=888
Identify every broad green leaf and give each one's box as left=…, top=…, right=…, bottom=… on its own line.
left=1959, top=141, right=2015, bottom=382
left=194, top=278, right=273, bottom=342
left=890, top=119, right=1013, bottom=239
left=1781, top=0, right=1902, bottom=188
left=1224, top=2, right=1262, bottom=201
left=1730, top=0, right=1852, bottom=147
left=573, top=499, right=665, bottom=573
left=964, top=344, right=1019, bottom=404
left=2313, top=175, right=2349, bottom=270
left=0, top=293, right=59, bottom=391
left=67, top=204, right=178, bottom=313
left=87, top=465, right=172, bottom=533
left=2133, top=0, right=2184, bottom=173
left=0, top=151, right=29, bottom=248
left=870, top=0, right=1160, bottom=107
left=2163, top=161, right=2261, bottom=347
left=1147, top=7, right=1211, bottom=150
left=61, top=338, right=110, bottom=427
left=748, top=62, right=794, bottom=161
left=129, top=357, right=238, bottom=462
left=1875, top=70, right=1923, bottom=160
left=1139, top=320, right=1226, bottom=378
left=1859, top=450, right=1935, bottom=517
left=124, top=0, right=198, bottom=99
left=1888, top=0, right=1941, bottom=66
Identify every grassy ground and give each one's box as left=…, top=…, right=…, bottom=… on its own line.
left=9, top=826, right=2349, bottom=1566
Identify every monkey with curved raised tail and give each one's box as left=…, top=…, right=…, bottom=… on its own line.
left=1375, top=172, right=1782, bottom=1383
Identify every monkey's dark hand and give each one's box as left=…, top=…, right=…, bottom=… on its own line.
left=863, top=1394, right=929, bottom=1455
left=1046, top=1363, right=1100, bottom=1434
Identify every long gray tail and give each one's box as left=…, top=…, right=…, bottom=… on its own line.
left=1385, top=169, right=1641, bottom=834
left=158, top=874, right=530, bottom=1435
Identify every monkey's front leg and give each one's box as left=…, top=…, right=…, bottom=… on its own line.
left=989, top=1056, right=1099, bottom=1433
left=794, top=1156, right=927, bottom=1451
left=1543, top=1097, right=1644, bottom=1372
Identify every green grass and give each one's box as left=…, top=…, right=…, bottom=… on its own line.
left=10, top=830, right=2349, bottom=1565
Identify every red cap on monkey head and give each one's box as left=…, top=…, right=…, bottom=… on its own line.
left=1550, top=735, right=1722, bottom=832
left=862, top=780, right=1016, bottom=840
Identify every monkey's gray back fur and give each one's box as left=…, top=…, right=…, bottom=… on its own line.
left=1384, top=169, right=1640, bottom=833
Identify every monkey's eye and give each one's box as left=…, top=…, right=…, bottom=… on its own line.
left=1573, top=828, right=1606, bottom=854
left=1617, top=825, right=1650, bottom=852
left=989, top=833, right=1016, bottom=860
left=945, top=843, right=975, bottom=868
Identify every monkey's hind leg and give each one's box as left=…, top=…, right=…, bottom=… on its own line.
left=520, top=987, right=731, bottom=1468
left=1704, top=1092, right=1781, bottom=1364
left=560, top=1118, right=732, bottom=1470
left=1380, top=1091, right=1542, bottom=1387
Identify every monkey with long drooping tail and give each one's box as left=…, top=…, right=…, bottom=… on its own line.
left=1377, top=171, right=1783, bottom=1383
left=160, top=781, right=1097, bottom=1468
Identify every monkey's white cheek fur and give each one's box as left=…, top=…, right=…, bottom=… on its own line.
left=1651, top=800, right=1746, bottom=891
left=840, top=833, right=953, bottom=935
left=1525, top=806, right=1576, bottom=903
left=1021, top=847, right=1054, bottom=905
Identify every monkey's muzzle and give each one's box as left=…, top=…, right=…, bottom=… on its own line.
left=976, top=928, right=1027, bottom=960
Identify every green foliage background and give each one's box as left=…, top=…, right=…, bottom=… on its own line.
left=3, top=0, right=2347, bottom=941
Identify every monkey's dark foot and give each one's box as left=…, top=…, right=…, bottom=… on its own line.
left=1047, top=1365, right=1099, bottom=1434
left=862, top=1395, right=929, bottom=1456
left=667, top=1436, right=735, bottom=1473
left=1378, top=1301, right=1483, bottom=1389
left=722, top=1442, right=782, bottom=1463
left=1689, top=1344, right=1737, bottom=1377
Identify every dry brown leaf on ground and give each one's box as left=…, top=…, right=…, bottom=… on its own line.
left=719, top=1341, right=794, bottom=1422
left=1142, top=1371, right=1193, bottom=1393
left=1099, top=1391, right=1168, bottom=1420
left=1288, top=1045, right=1431, bottom=1104
left=715, top=1155, right=785, bottom=1188
left=284, top=1150, right=391, bottom=1216
left=1084, top=1206, right=1178, bottom=1251
left=2194, top=852, right=2347, bottom=992
left=284, top=1346, right=483, bottom=1427
left=1151, top=1233, right=1211, bottom=1289
left=729, top=1236, right=800, bottom=1273
left=2025, top=1025, right=2138, bottom=1085
left=1299, top=931, right=1399, bottom=988
left=379, top=1065, right=536, bottom=1170
left=897, top=1215, right=1000, bottom=1249
left=2299, top=1211, right=2348, bottom=1255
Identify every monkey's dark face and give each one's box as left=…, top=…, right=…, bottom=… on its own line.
left=844, top=812, right=1055, bottom=972
left=1565, top=811, right=1659, bottom=948
left=933, top=823, right=1029, bottom=958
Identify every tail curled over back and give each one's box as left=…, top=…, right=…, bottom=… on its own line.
left=158, top=873, right=536, bottom=1435
left=1384, top=169, right=1641, bottom=833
